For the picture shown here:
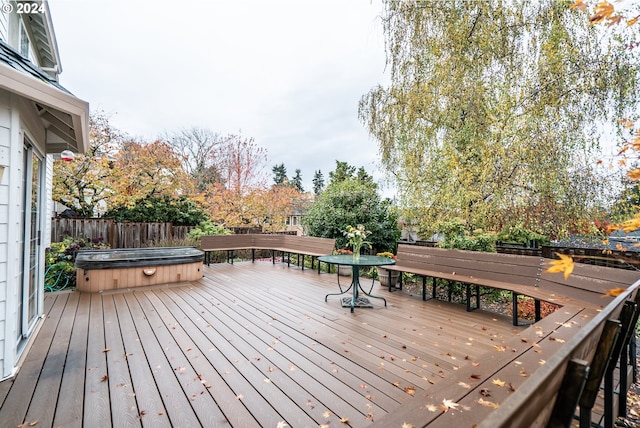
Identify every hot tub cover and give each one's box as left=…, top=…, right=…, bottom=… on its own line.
left=75, top=246, right=204, bottom=270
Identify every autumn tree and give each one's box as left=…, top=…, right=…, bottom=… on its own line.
left=52, top=111, right=122, bottom=217
left=206, top=134, right=272, bottom=228
left=217, top=134, right=268, bottom=194
left=163, top=127, right=225, bottom=192
left=108, top=139, right=193, bottom=208
left=359, top=0, right=639, bottom=238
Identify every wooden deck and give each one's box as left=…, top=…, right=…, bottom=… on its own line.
left=0, top=262, right=526, bottom=427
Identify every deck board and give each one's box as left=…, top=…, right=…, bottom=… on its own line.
left=0, top=261, right=534, bottom=427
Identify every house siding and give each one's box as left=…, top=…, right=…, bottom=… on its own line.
left=0, top=1, right=7, bottom=41
left=0, top=89, right=12, bottom=378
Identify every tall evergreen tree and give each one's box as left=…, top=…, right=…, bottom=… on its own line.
left=312, top=170, right=325, bottom=196
left=290, top=168, right=304, bottom=192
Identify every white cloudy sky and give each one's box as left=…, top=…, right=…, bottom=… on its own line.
left=47, top=0, right=391, bottom=193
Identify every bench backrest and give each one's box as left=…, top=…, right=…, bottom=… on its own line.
left=201, top=234, right=256, bottom=250
left=395, top=244, right=544, bottom=287
left=282, top=235, right=336, bottom=255
left=200, top=234, right=335, bottom=256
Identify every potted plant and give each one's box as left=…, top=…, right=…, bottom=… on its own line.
left=335, top=248, right=353, bottom=276
left=376, top=251, right=400, bottom=287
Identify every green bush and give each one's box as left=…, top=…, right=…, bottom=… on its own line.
left=496, top=223, right=549, bottom=246
left=187, top=221, right=233, bottom=241
left=45, top=235, right=110, bottom=291
left=302, top=162, right=400, bottom=254
left=104, top=195, right=209, bottom=226
left=436, top=218, right=496, bottom=252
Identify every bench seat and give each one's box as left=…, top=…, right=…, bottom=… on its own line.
left=384, top=244, right=640, bottom=325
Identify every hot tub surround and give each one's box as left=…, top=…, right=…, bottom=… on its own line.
left=75, top=247, right=204, bottom=292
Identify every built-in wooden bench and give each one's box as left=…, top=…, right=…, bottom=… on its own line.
left=383, top=244, right=640, bottom=325
left=201, top=234, right=336, bottom=273
left=374, top=283, right=640, bottom=427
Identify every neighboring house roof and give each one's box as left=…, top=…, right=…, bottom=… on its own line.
left=0, top=39, right=88, bottom=153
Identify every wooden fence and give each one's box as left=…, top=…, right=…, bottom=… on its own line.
left=51, top=218, right=195, bottom=249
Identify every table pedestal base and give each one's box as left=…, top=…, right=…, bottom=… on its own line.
left=341, top=296, right=374, bottom=308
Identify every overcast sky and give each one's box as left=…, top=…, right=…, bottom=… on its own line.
left=47, top=0, right=391, bottom=193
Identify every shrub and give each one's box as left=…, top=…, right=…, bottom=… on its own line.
left=437, top=218, right=496, bottom=252
left=187, top=221, right=233, bottom=242
left=104, top=195, right=209, bottom=226
left=45, top=235, right=109, bottom=291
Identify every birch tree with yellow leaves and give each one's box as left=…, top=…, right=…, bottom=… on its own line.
left=359, top=0, right=639, bottom=239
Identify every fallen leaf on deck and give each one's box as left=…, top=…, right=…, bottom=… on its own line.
left=458, top=381, right=471, bottom=389
left=404, top=386, right=416, bottom=395
left=492, top=379, right=505, bottom=387
left=402, top=423, right=416, bottom=428
left=340, top=417, right=349, bottom=423
left=477, top=398, right=499, bottom=409
left=276, top=422, right=288, bottom=428
left=441, top=398, right=459, bottom=412
left=323, top=410, right=331, bottom=418
left=603, top=287, right=626, bottom=297
left=480, top=388, right=491, bottom=397
left=425, top=403, right=439, bottom=412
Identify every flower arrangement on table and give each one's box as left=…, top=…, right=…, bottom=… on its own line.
left=344, top=224, right=371, bottom=259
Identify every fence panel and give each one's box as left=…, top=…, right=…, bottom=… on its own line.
left=51, top=219, right=195, bottom=248
left=51, top=218, right=115, bottom=247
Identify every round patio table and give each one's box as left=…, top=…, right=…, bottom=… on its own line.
left=318, top=254, right=395, bottom=313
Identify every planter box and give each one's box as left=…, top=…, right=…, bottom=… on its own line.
left=338, top=265, right=352, bottom=276
left=377, top=267, right=399, bottom=287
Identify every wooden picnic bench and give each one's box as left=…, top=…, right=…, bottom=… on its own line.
left=200, top=234, right=336, bottom=273
left=383, top=244, right=640, bottom=325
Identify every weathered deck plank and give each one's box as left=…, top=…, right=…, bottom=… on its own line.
left=0, top=262, right=546, bottom=427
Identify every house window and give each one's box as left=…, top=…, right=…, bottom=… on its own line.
left=19, top=21, right=30, bottom=59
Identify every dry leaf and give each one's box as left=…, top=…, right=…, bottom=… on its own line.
left=545, top=253, right=574, bottom=279
left=340, top=417, right=350, bottom=424
left=441, top=398, right=459, bottom=412
left=458, top=381, right=471, bottom=389
left=477, top=398, right=500, bottom=409
left=492, top=379, right=506, bottom=387
left=603, top=287, right=626, bottom=297
left=276, top=422, right=288, bottom=428
left=402, top=423, right=416, bottom=428
left=404, top=386, right=417, bottom=396
left=480, top=388, right=491, bottom=397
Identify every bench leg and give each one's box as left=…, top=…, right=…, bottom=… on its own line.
left=512, top=292, right=518, bottom=326
left=534, top=299, right=541, bottom=322
left=422, top=276, right=426, bottom=301
left=252, top=249, right=255, bottom=263
left=432, top=277, right=436, bottom=300
left=466, top=284, right=471, bottom=312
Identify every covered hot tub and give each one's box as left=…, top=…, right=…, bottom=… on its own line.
left=75, top=246, right=204, bottom=292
